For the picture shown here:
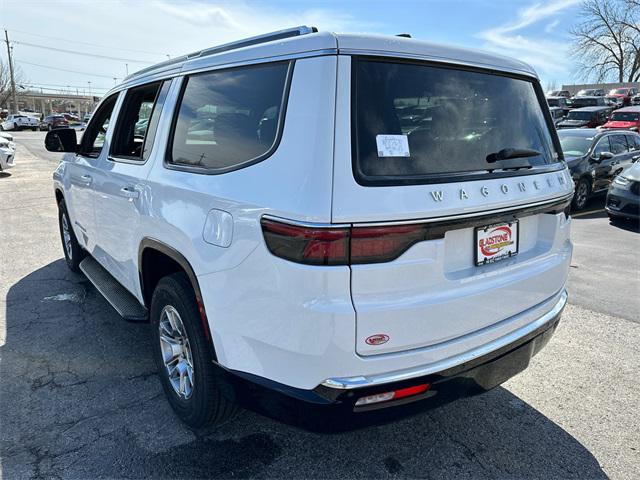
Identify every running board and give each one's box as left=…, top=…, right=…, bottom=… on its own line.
left=79, top=256, right=148, bottom=322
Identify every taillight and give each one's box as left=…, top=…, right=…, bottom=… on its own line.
left=261, top=218, right=429, bottom=265
left=351, top=224, right=429, bottom=264
left=260, top=219, right=349, bottom=266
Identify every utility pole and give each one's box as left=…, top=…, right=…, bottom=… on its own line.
left=3, top=30, right=19, bottom=114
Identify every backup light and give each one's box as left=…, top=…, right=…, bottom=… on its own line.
left=354, top=384, right=430, bottom=406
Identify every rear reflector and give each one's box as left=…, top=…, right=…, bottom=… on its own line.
left=354, top=383, right=430, bottom=406
left=261, top=218, right=429, bottom=265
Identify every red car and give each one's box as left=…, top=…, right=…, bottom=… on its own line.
left=607, top=87, right=638, bottom=107
left=601, top=107, right=640, bottom=131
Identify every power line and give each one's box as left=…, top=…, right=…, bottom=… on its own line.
left=14, top=40, right=153, bottom=64
left=16, top=60, right=120, bottom=79
left=21, top=81, right=112, bottom=91
left=4, top=28, right=170, bottom=58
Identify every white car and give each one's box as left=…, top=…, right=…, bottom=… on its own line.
left=0, top=132, right=16, bottom=171
left=47, top=27, right=574, bottom=430
left=1, top=114, right=39, bottom=131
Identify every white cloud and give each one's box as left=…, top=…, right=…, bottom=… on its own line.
left=477, top=0, right=580, bottom=78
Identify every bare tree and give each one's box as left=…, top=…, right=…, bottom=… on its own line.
left=0, top=59, right=25, bottom=110
left=570, top=0, right=640, bottom=82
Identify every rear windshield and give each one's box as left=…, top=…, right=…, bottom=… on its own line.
left=570, top=98, right=598, bottom=107
left=352, top=59, right=559, bottom=184
left=567, top=111, right=594, bottom=120
left=611, top=112, right=640, bottom=122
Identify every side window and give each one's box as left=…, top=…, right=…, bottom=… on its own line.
left=79, top=94, right=118, bottom=157
left=111, top=81, right=169, bottom=161
left=168, top=61, right=291, bottom=173
left=609, top=135, right=628, bottom=154
left=625, top=135, right=639, bottom=151
left=593, top=137, right=611, bottom=156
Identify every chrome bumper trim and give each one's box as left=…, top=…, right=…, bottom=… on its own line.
left=321, top=290, right=568, bottom=390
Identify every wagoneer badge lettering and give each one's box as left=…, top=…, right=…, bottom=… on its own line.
left=428, top=174, right=567, bottom=203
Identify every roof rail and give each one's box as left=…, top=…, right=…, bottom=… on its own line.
left=124, top=25, right=317, bottom=82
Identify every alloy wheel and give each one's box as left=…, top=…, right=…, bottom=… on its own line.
left=61, top=213, right=73, bottom=260
left=158, top=305, right=195, bottom=399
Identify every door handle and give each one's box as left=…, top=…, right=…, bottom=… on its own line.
left=80, top=174, right=92, bottom=185
left=120, top=186, right=140, bottom=199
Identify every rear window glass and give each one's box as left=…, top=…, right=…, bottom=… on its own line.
left=169, top=61, right=291, bottom=173
left=352, top=59, right=559, bottom=184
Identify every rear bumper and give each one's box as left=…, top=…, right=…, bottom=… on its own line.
left=218, top=291, right=566, bottom=431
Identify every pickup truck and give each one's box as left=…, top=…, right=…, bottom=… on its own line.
left=1, top=114, right=39, bottom=131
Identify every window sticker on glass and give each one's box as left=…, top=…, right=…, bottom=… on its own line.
left=376, top=134, right=410, bottom=157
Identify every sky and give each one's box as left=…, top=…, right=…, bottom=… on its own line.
left=0, top=0, right=583, bottom=97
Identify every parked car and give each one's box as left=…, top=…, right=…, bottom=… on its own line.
left=558, top=128, right=640, bottom=209
left=0, top=132, right=16, bottom=172
left=608, top=87, right=637, bottom=107
left=0, top=114, right=39, bottom=131
left=39, top=115, right=69, bottom=131
left=556, top=106, right=611, bottom=129
left=547, top=89, right=571, bottom=98
left=83, top=113, right=92, bottom=122
left=606, top=161, right=640, bottom=222
left=61, top=113, right=81, bottom=123
left=600, top=107, right=640, bottom=131
left=567, top=96, right=607, bottom=109
left=549, top=106, right=566, bottom=126
left=575, top=88, right=605, bottom=97
left=547, top=96, right=570, bottom=115
left=45, top=26, right=574, bottom=430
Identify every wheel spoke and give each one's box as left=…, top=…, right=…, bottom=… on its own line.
left=157, top=305, right=195, bottom=399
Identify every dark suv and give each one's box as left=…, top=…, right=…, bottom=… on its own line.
left=39, top=115, right=69, bottom=131
left=558, top=128, right=640, bottom=209
left=557, top=106, right=611, bottom=129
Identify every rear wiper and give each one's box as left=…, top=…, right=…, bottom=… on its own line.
left=486, top=148, right=541, bottom=163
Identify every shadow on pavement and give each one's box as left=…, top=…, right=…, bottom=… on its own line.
left=1, top=259, right=607, bottom=479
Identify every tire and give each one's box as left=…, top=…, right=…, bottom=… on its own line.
left=572, top=178, right=591, bottom=211
left=150, top=273, right=238, bottom=428
left=58, top=200, right=86, bottom=272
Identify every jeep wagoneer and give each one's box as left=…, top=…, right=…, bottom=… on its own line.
left=46, top=27, right=573, bottom=429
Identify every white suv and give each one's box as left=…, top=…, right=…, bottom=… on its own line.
left=47, top=27, right=574, bottom=430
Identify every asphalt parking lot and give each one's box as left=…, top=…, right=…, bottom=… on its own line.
left=1, top=131, right=639, bottom=479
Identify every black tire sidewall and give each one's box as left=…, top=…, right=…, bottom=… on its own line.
left=150, top=274, right=222, bottom=428
left=572, top=179, right=590, bottom=210
left=58, top=200, right=85, bottom=272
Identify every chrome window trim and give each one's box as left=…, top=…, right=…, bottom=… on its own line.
left=321, top=290, right=568, bottom=390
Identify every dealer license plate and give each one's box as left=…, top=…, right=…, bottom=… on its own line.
left=475, top=220, right=519, bottom=266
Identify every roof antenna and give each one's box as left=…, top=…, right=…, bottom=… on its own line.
left=396, top=33, right=411, bottom=38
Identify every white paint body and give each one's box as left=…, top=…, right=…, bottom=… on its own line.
left=1, top=114, right=38, bottom=131
left=53, top=32, right=573, bottom=391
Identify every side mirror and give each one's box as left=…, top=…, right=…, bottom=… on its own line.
left=594, top=151, right=614, bottom=162
left=45, top=128, right=78, bottom=153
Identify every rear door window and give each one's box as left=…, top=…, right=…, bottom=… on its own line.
left=352, top=58, right=560, bottom=185
left=168, top=61, right=291, bottom=173
left=609, top=135, right=628, bottom=154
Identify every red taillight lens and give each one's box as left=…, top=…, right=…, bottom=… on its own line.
left=351, top=224, right=429, bottom=264
left=260, top=219, right=349, bottom=266
left=261, top=219, right=429, bottom=265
